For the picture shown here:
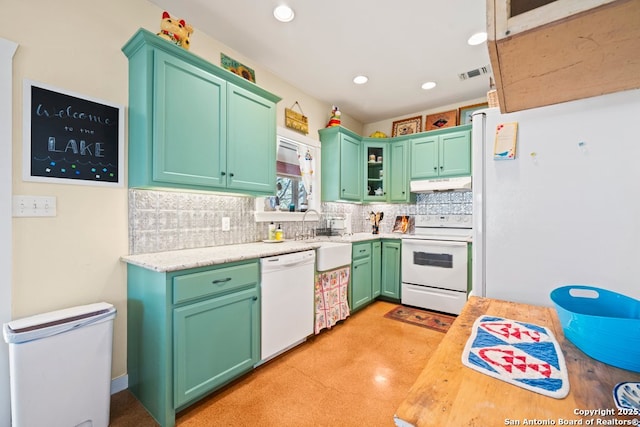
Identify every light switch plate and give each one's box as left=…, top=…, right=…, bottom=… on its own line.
left=12, top=195, right=57, bottom=217
left=221, top=217, right=230, bottom=231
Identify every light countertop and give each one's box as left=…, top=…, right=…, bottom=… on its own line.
left=121, top=232, right=402, bottom=272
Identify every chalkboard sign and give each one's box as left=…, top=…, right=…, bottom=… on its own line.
left=23, top=80, right=124, bottom=186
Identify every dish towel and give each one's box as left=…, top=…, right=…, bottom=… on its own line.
left=314, top=266, right=350, bottom=334
left=462, top=315, right=570, bottom=399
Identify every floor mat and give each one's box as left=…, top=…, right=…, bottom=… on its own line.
left=384, top=305, right=456, bottom=333
left=462, top=315, right=569, bottom=399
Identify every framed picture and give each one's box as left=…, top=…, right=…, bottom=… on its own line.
left=391, top=116, right=422, bottom=137
left=425, top=110, right=457, bottom=131
left=458, top=102, right=489, bottom=125
left=392, top=215, right=415, bottom=234
left=23, top=80, right=124, bottom=187
left=221, top=53, right=256, bottom=83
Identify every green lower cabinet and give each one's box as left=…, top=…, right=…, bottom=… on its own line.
left=173, top=286, right=259, bottom=408
left=349, top=239, right=401, bottom=311
left=351, top=256, right=372, bottom=311
left=381, top=240, right=401, bottom=300
left=127, top=260, right=260, bottom=427
left=372, top=241, right=381, bottom=298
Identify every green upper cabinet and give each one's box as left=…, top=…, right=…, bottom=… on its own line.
left=362, top=139, right=388, bottom=202
left=226, top=84, right=276, bottom=193
left=123, top=29, right=280, bottom=195
left=389, top=140, right=411, bottom=203
left=410, top=125, right=472, bottom=180
left=152, top=50, right=227, bottom=188
left=319, top=126, right=362, bottom=202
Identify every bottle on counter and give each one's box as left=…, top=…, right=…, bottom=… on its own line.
left=275, top=224, right=284, bottom=241
left=268, top=222, right=276, bottom=240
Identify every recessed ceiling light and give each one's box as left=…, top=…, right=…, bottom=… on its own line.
left=273, top=5, right=295, bottom=22
left=421, top=81, right=437, bottom=90
left=353, top=75, right=368, bottom=84
left=467, top=32, right=488, bottom=46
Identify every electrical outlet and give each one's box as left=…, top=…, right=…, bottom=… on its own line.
left=12, top=195, right=57, bottom=217
left=221, top=217, right=231, bottom=231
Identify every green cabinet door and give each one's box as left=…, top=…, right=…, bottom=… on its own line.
left=372, top=241, right=382, bottom=298
left=410, top=135, right=439, bottom=179
left=389, top=140, right=411, bottom=202
left=226, top=83, right=276, bottom=193
left=153, top=50, right=227, bottom=188
left=319, top=127, right=362, bottom=202
left=351, top=256, right=372, bottom=311
left=439, top=129, right=471, bottom=177
left=340, top=133, right=362, bottom=201
left=173, top=286, right=259, bottom=408
left=363, top=140, right=387, bottom=202
left=410, top=126, right=471, bottom=179
left=381, top=240, right=401, bottom=300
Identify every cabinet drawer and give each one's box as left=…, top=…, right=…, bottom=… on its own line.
left=352, top=242, right=371, bottom=259
left=173, top=262, right=259, bottom=304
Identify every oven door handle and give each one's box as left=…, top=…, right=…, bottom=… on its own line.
left=402, top=239, right=467, bottom=248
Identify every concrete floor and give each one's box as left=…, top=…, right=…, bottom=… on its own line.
left=110, top=301, right=445, bottom=426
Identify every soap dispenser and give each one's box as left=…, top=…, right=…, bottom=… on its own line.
left=268, top=222, right=276, bottom=240
left=275, top=224, right=284, bottom=241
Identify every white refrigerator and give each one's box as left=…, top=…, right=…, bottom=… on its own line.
left=471, top=89, right=640, bottom=307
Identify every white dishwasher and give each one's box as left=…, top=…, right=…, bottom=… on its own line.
left=260, top=250, right=315, bottom=363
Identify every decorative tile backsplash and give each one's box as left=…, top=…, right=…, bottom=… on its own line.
left=128, top=189, right=472, bottom=254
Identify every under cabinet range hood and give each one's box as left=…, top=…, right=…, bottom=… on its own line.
left=410, top=176, right=472, bottom=193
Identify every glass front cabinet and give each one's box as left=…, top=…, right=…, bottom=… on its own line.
left=363, top=140, right=388, bottom=202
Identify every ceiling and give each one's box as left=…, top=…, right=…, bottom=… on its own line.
left=148, top=0, right=492, bottom=124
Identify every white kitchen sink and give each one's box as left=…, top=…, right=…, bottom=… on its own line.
left=315, top=241, right=352, bottom=272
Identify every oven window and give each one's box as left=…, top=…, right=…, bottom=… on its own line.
left=413, top=251, right=453, bottom=268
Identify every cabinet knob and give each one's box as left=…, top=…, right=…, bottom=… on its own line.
left=440, top=166, right=443, bottom=170
left=230, top=173, right=234, bottom=177
left=252, top=296, right=258, bottom=301
left=433, top=166, right=437, bottom=171
left=221, top=171, right=226, bottom=176
left=212, top=277, right=232, bottom=284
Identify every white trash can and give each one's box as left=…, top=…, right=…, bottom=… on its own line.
left=2, top=302, right=116, bottom=427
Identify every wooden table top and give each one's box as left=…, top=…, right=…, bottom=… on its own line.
left=394, top=296, right=640, bottom=427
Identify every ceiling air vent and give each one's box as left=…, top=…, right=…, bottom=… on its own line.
left=458, top=65, right=491, bottom=81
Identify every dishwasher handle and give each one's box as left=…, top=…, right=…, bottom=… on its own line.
left=260, top=250, right=315, bottom=272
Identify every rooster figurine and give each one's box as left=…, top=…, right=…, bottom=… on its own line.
left=325, top=105, right=341, bottom=127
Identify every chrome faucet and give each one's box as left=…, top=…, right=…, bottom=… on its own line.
left=301, top=209, right=320, bottom=240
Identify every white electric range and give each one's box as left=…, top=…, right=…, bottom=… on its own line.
left=401, top=215, right=472, bottom=315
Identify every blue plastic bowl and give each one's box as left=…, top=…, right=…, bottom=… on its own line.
left=550, top=285, right=640, bottom=373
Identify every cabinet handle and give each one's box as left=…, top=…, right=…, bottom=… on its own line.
left=252, top=296, right=258, bottom=301
left=221, top=171, right=226, bottom=176
left=212, top=277, right=232, bottom=284
left=433, top=166, right=437, bottom=171
left=440, top=166, right=443, bottom=170
left=230, top=173, right=234, bottom=177
left=359, top=249, right=366, bottom=253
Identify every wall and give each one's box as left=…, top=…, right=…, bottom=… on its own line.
left=0, top=36, right=18, bottom=427
left=2, top=0, right=359, bottom=389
